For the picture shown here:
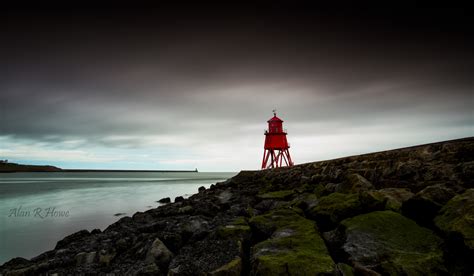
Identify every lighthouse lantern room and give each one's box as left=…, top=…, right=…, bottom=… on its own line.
left=261, top=110, right=294, bottom=169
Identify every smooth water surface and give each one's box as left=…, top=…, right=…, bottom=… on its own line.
left=0, top=172, right=236, bottom=264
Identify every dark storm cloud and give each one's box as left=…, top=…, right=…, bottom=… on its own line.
left=1, top=5, right=473, bottom=152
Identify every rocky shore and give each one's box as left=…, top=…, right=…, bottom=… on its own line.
left=1, top=137, right=473, bottom=275
left=0, top=162, right=62, bottom=173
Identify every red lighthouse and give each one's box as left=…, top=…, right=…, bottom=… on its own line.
left=261, top=110, right=294, bottom=169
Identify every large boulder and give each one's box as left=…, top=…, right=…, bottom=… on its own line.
left=402, top=183, right=457, bottom=226
left=338, top=211, right=446, bottom=275
left=336, top=173, right=374, bottom=193
left=75, top=251, right=97, bottom=266
left=55, top=229, right=90, bottom=249
left=434, top=189, right=474, bottom=250
left=291, top=193, right=320, bottom=212
left=146, top=238, right=173, bottom=270
left=216, top=216, right=251, bottom=242
left=249, top=208, right=335, bottom=275
left=307, top=193, right=363, bottom=230
left=376, top=188, right=414, bottom=212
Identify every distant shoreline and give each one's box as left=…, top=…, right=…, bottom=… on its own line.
left=0, top=162, right=198, bottom=173
left=62, top=169, right=198, bottom=173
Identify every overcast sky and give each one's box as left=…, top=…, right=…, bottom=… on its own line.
left=1, top=5, right=473, bottom=171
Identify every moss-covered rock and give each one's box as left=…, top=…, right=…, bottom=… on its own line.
left=402, top=183, right=458, bottom=226
left=313, top=183, right=327, bottom=197
left=337, top=173, right=373, bottom=193
left=340, top=211, right=446, bottom=275
left=257, top=189, right=295, bottom=200
left=358, top=190, right=387, bottom=210
left=335, top=263, right=354, bottom=276
left=290, top=193, right=319, bottom=211
left=434, top=189, right=474, bottom=250
left=216, top=217, right=251, bottom=240
left=377, top=188, right=414, bottom=212
left=307, top=193, right=362, bottom=230
left=249, top=209, right=335, bottom=275
left=210, top=257, right=242, bottom=276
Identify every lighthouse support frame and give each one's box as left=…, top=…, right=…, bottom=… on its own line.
left=261, top=148, right=293, bottom=169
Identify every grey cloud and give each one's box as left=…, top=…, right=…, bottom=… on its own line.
left=1, top=8, right=473, bottom=157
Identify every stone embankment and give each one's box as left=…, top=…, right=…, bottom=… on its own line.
left=1, top=137, right=473, bottom=275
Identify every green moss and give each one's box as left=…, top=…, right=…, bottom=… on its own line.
left=290, top=193, right=319, bottom=211
left=250, top=209, right=334, bottom=275
left=257, top=189, right=295, bottom=200
left=335, top=263, right=354, bottom=276
left=232, top=216, right=248, bottom=226
left=217, top=216, right=251, bottom=239
left=385, top=199, right=402, bottom=212
left=217, top=225, right=251, bottom=238
left=210, top=257, right=241, bottom=276
left=313, top=183, right=326, bottom=197
left=246, top=206, right=256, bottom=217
left=361, top=188, right=414, bottom=212
left=341, top=211, right=445, bottom=275
left=434, top=189, right=474, bottom=250
left=308, top=192, right=361, bottom=224
left=359, top=190, right=387, bottom=210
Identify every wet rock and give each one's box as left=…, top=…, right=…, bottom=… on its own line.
left=459, top=161, right=474, bottom=187
left=435, top=189, right=474, bottom=250
left=90, top=228, right=101, bottom=235
left=402, top=183, right=457, bottom=226
left=307, top=193, right=363, bottom=230
left=146, top=238, right=173, bottom=270
left=158, top=197, right=171, bottom=204
left=209, top=257, right=241, bottom=276
left=75, top=251, right=97, bottom=266
left=257, top=189, right=295, bottom=200
left=337, top=173, right=374, bottom=193
left=339, top=211, right=445, bottom=274
left=376, top=188, right=414, bottom=212
left=133, top=212, right=154, bottom=223
left=55, top=230, right=90, bottom=249
left=174, top=196, right=184, bottom=203
left=181, top=217, right=210, bottom=239
left=0, top=257, right=31, bottom=270
left=159, top=232, right=183, bottom=253
left=178, top=205, right=193, bottom=214
left=254, top=199, right=288, bottom=213
left=291, top=193, right=319, bottom=211
left=140, top=262, right=161, bottom=274
left=168, top=237, right=240, bottom=275
left=198, top=186, right=206, bottom=193
left=335, top=263, right=355, bottom=276
left=138, top=221, right=168, bottom=233
left=325, top=183, right=338, bottom=193
left=249, top=208, right=334, bottom=275
left=115, top=237, right=130, bottom=251
left=358, top=190, right=387, bottom=211
left=217, top=189, right=232, bottom=204
left=310, top=173, right=323, bottom=184
left=216, top=217, right=251, bottom=241
left=98, top=249, right=116, bottom=266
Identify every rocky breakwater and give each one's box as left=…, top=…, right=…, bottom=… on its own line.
left=1, top=137, right=473, bottom=275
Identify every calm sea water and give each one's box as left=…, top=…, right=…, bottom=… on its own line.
left=0, top=172, right=236, bottom=265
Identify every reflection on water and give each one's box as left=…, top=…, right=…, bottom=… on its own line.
left=0, top=172, right=236, bottom=264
